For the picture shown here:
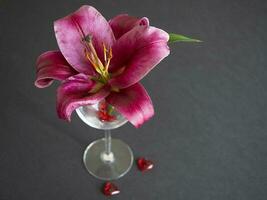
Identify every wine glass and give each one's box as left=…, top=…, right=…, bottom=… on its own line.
left=76, top=100, right=133, bottom=180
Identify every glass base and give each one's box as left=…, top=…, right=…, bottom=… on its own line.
left=83, top=138, right=134, bottom=180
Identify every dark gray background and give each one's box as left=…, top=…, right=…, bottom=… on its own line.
left=0, top=0, right=266, bottom=199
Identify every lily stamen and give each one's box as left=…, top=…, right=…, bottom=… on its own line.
left=105, top=48, right=112, bottom=72
left=83, top=35, right=112, bottom=83
left=103, top=43, right=107, bottom=65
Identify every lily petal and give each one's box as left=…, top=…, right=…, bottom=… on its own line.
left=54, top=5, right=115, bottom=74
left=35, top=51, right=77, bottom=88
left=106, top=83, right=154, bottom=128
left=56, top=73, right=110, bottom=121
left=109, top=26, right=170, bottom=89
left=109, top=14, right=149, bottom=39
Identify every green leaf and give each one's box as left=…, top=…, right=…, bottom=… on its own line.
left=107, top=105, right=115, bottom=115
left=168, top=33, right=202, bottom=43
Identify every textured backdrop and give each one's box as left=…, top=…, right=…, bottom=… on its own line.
left=0, top=0, right=266, bottom=199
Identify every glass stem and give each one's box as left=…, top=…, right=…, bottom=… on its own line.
left=104, top=129, right=111, bottom=155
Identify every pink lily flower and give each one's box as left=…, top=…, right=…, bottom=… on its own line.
left=35, top=5, right=170, bottom=128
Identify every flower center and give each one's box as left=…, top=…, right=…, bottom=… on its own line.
left=83, top=35, right=112, bottom=84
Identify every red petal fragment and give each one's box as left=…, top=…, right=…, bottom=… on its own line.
left=35, top=51, right=77, bottom=88
left=54, top=5, right=115, bottom=74
left=97, top=111, right=116, bottom=122
left=97, top=101, right=116, bottom=122
left=109, top=26, right=170, bottom=89
left=98, top=100, right=108, bottom=112
left=109, top=14, right=149, bottom=39
left=137, top=158, right=154, bottom=172
left=103, top=182, right=120, bottom=196
left=106, top=83, right=154, bottom=128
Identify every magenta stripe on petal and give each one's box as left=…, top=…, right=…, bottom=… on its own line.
left=106, top=83, right=154, bottom=128
left=109, top=14, right=149, bottom=39
left=35, top=51, right=77, bottom=88
left=56, top=74, right=110, bottom=121
left=109, top=26, right=170, bottom=89
left=54, top=5, right=115, bottom=75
